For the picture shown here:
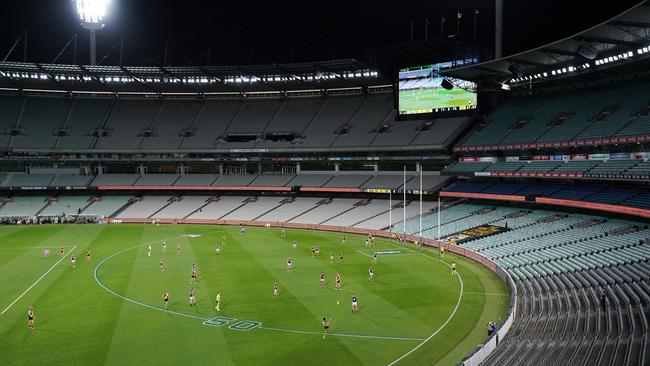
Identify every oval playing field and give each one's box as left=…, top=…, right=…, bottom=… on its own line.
left=0, top=224, right=509, bottom=365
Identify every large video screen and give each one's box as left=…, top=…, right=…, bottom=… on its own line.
left=398, top=62, right=477, bottom=115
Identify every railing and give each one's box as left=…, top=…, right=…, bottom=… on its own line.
left=461, top=267, right=517, bottom=365
left=454, top=134, right=650, bottom=152
left=440, top=190, right=650, bottom=219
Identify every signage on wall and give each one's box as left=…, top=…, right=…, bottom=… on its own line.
left=533, top=155, right=550, bottom=160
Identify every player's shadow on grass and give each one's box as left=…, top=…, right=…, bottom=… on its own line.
left=32, top=327, right=70, bottom=336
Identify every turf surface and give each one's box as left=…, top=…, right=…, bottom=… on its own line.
left=0, top=224, right=509, bottom=365
left=399, top=88, right=477, bottom=114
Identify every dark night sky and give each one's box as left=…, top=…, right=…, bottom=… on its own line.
left=0, top=0, right=642, bottom=67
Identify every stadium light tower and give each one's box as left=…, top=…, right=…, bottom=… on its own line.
left=73, top=0, right=110, bottom=65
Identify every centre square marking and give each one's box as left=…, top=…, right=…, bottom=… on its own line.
left=203, top=316, right=262, bottom=331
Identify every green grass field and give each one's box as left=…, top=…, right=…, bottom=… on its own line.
left=0, top=224, right=509, bottom=365
left=399, top=88, right=477, bottom=113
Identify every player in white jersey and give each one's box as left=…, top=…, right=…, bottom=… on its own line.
left=215, top=292, right=222, bottom=311
left=189, top=288, right=196, bottom=306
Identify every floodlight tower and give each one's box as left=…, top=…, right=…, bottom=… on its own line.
left=73, top=0, right=110, bottom=65
left=495, top=0, right=503, bottom=58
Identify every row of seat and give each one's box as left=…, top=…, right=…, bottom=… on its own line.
left=483, top=267, right=649, bottom=366
left=441, top=206, right=650, bottom=365
left=0, top=194, right=432, bottom=230
left=443, top=181, right=650, bottom=210
left=0, top=93, right=467, bottom=151
left=446, top=159, right=650, bottom=178
left=0, top=172, right=451, bottom=190
left=461, top=79, right=650, bottom=148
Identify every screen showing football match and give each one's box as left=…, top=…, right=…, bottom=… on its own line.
left=398, top=62, right=478, bottom=115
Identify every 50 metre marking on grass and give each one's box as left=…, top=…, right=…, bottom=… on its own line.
left=93, top=230, right=437, bottom=342
left=1, top=245, right=77, bottom=315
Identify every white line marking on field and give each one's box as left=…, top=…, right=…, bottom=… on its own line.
left=356, top=250, right=413, bottom=259
left=1, top=245, right=77, bottom=315
left=384, top=242, right=464, bottom=366
left=356, top=250, right=373, bottom=258
left=93, top=229, right=429, bottom=342
left=93, top=236, right=210, bottom=322
left=0, top=246, right=75, bottom=250
left=260, top=325, right=425, bottom=341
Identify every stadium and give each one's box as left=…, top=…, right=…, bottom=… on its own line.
left=0, top=1, right=649, bottom=365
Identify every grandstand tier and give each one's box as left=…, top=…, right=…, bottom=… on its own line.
left=0, top=173, right=452, bottom=194
left=444, top=158, right=650, bottom=181
left=440, top=181, right=650, bottom=217
left=0, top=8, right=649, bottom=366
left=456, top=79, right=650, bottom=152
left=0, top=93, right=470, bottom=152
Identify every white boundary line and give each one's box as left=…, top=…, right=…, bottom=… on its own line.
left=0, top=245, right=76, bottom=250
left=1, top=245, right=77, bottom=315
left=259, top=325, right=425, bottom=341
left=384, top=242, right=464, bottom=366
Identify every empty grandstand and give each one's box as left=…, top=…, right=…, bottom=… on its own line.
left=0, top=92, right=473, bottom=153
left=2, top=1, right=650, bottom=365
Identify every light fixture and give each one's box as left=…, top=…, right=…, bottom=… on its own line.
left=73, top=0, right=111, bottom=65
left=74, top=0, right=109, bottom=25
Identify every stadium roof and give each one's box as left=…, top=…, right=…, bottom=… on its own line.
left=367, top=38, right=491, bottom=72
left=0, top=58, right=388, bottom=94
left=441, top=0, right=650, bottom=88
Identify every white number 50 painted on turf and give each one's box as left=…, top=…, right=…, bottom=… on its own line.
left=203, top=316, right=262, bottom=331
